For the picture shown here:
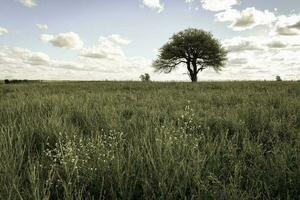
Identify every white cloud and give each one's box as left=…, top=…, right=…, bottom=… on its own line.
left=0, top=44, right=152, bottom=80
left=266, top=41, right=287, bottom=49
left=223, top=37, right=263, bottom=52
left=223, top=35, right=300, bottom=52
left=272, top=14, right=300, bottom=36
left=216, top=7, right=276, bottom=31
left=0, top=46, right=50, bottom=67
left=214, top=7, right=300, bottom=36
left=27, top=52, right=50, bottom=66
left=290, top=20, right=300, bottom=29
left=98, top=34, right=131, bottom=45
left=36, top=24, right=48, bottom=31
left=0, top=46, right=90, bottom=79
left=201, top=0, right=240, bottom=12
left=218, top=35, right=300, bottom=80
left=142, top=0, right=164, bottom=12
left=80, top=45, right=124, bottom=60
left=0, top=27, right=8, bottom=36
left=80, top=35, right=130, bottom=60
left=227, top=57, right=248, bottom=66
left=275, top=26, right=298, bottom=36
left=0, top=34, right=149, bottom=80
left=18, top=0, right=37, bottom=7
left=40, top=32, right=84, bottom=50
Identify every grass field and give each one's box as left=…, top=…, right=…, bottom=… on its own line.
left=0, top=81, right=299, bottom=199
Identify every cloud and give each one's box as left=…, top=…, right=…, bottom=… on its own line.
left=266, top=41, right=287, bottom=49
left=40, top=32, right=84, bottom=50
left=216, top=7, right=276, bottom=31
left=80, top=35, right=130, bottom=59
left=213, top=5, right=300, bottom=35
left=227, top=57, right=248, bottom=66
left=26, top=52, right=50, bottom=66
left=289, top=20, right=300, bottom=29
left=36, top=24, right=48, bottom=31
left=80, top=46, right=124, bottom=60
left=106, top=34, right=131, bottom=45
left=142, top=0, right=164, bottom=12
left=18, top=0, right=37, bottom=7
left=201, top=0, right=240, bottom=12
left=218, top=35, right=300, bottom=80
left=0, top=46, right=50, bottom=67
left=275, top=27, right=298, bottom=36
left=0, top=44, right=152, bottom=80
left=223, top=37, right=263, bottom=52
left=223, top=36, right=300, bottom=52
left=0, top=46, right=91, bottom=80
left=273, top=14, right=300, bottom=36
left=0, top=34, right=146, bottom=80
left=0, top=27, right=8, bottom=36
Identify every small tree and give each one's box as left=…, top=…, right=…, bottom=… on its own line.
left=153, top=28, right=227, bottom=82
left=276, top=75, right=282, bottom=81
left=4, top=79, right=9, bottom=84
left=140, top=73, right=151, bottom=82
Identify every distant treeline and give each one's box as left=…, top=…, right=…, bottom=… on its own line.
left=4, top=79, right=42, bottom=84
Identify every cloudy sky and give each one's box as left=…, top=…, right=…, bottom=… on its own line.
left=0, top=0, right=300, bottom=81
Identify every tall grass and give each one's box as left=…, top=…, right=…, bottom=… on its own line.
left=0, top=81, right=299, bottom=199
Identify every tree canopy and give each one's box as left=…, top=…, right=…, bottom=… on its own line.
left=153, top=28, right=227, bottom=82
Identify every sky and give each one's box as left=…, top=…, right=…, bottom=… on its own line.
left=0, top=0, right=300, bottom=81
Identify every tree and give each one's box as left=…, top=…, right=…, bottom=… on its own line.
left=153, top=28, right=227, bottom=82
left=276, top=75, right=282, bottom=81
left=140, top=73, right=151, bottom=82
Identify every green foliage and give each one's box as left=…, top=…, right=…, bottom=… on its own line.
left=0, top=81, right=300, bottom=199
left=140, top=73, right=151, bottom=82
left=276, top=75, right=282, bottom=81
left=153, top=28, right=227, bottom=82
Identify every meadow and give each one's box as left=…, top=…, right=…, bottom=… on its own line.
left=0, top=81, right=299, bottom=199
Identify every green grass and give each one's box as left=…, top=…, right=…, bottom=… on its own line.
left=0, top=81, right=299, bottom=199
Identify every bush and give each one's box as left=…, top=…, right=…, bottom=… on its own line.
left=140, top=73, right=150, bottom=82
left=3, top=79, right=41, bottom=84
left=276, top=76, right=282, bottom=81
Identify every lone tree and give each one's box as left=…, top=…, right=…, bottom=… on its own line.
left=153, top=28, right=227, bottom=82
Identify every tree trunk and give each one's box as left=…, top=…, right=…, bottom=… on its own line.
left=187, top=60, right=198, bottom=82
left=190, top=73, right=198, bottom=82
left=190, top=60, right=198, bottom=82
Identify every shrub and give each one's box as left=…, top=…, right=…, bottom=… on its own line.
left=140, top=73, right=150, bottom=82
left=276, top=75, right=282, bottom=81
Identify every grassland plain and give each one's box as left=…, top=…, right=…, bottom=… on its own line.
left=0, top=81, right=299, bottom=200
